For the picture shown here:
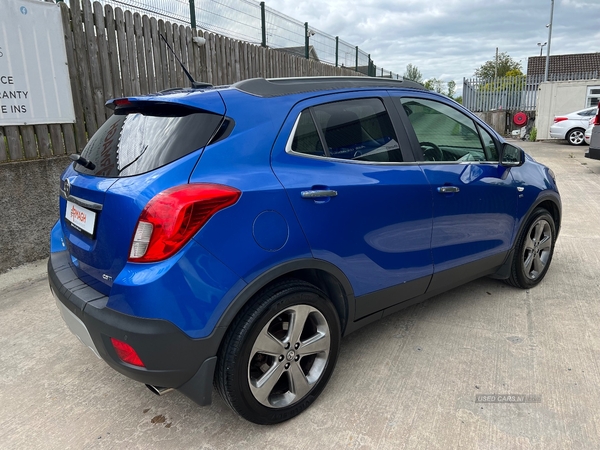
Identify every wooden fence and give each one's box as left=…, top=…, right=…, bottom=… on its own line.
left=0, top=0, right=362, bottom=164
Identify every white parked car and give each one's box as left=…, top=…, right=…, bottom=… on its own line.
left=585, top=119, right=593, bottom=145
left=549, top=107, right=596, bottom=145
left=586, top=105, right=600, bottom=160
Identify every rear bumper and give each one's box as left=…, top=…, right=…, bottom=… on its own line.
left=48, top=250, right=223, bottom=405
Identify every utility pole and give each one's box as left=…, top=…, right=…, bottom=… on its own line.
left=544, top=0, right=555, bottom=82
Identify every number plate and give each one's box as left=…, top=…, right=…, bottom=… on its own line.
left=65, top=200, right=97, bottom=237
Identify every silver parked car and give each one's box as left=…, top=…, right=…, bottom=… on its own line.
left=586, top=105, right=600, bottom=160
left=585, top=119, right=593, bottom=145
left=549, top=107, right=596, bottom=145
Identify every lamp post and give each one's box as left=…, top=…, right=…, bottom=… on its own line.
left=544, top=0, right=555, bottom=81
left=537, top=42, right=547, bottom=57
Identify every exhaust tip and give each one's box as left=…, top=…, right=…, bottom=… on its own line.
left=146, top=384, right=174, bottom=396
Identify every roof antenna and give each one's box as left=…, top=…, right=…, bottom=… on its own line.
left=159, top=33, right=211, bottom=89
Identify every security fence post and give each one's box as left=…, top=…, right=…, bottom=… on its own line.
left=260, top=2, right=266, bottom=47
left=305, top=23, right=309, bottom=59
left=335, top=37, right=339, bottom=67
left=367, top=54, right=371, bottom=76
left=189, top=0, right=196, bottom=29
left=355, top=46, right=358, bottom=72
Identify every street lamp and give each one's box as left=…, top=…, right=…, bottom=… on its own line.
left=537, top=42, right=547, bottom=57
left=544, top=0, right=555, bottom=81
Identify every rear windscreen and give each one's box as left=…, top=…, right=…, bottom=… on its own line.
left=74, top=111, right=223, bottom=177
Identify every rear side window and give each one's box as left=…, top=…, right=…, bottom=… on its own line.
left=75, top=111, right=223, bottom=177
left=290, top=98, right=403, bottom=163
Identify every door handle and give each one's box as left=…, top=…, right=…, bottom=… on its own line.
left=437, top=186, right=460, bottom=194
left=301, top=189, right=338, bottom=199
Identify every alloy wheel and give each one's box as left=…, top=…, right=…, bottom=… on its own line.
left=247, top=304, right=331, bottom=408
left=522, top=218, right=553, bottom=280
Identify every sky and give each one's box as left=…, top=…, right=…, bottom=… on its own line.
left=271, top=0, right=600, bottom=88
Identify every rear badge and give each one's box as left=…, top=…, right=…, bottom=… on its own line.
left=102, top=274, right=113, bottom=281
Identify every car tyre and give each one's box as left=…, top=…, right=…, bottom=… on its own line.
left=566, top=128, right=585, bottom=146
left=215, top=279, right=341, bottom=424
left=506, top=208, right=556, bottom=289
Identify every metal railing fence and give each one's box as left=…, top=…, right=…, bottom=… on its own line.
left=463, top=71, right=600, bottom=112
left=65, top=0, right=399, bottom=77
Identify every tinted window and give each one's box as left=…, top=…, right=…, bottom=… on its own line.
left=477, top=124, right=499, bottom=161
left=291, top=111, right=325, bottom=156
left=289, top=98, right=403, bottom=163
left=75, top=112, right=223, bottom=177
left=401, top=98, right=488, bottom=162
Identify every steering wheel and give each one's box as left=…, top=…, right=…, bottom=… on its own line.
left=420, top=142, right=443, bottom=161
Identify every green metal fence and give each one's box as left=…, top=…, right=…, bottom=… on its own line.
left=84, top=0, right=397, bottom=77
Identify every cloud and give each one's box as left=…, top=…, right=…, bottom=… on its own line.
left=270, top=0, right=598, bottom=84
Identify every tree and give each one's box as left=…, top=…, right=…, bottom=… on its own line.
left=404, top=64, right=423, bottom=83
left=480, top=70, right=526, bottom=92
left=474, top=52, right=523, bottom=79
left=424, top=78, right=444, bottom=93
left=424, top=78, right=457, bottom=99
left=447, top=80, right=456, bottom=99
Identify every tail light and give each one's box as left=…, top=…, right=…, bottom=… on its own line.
left=593, top=107, right=600, bottom=126
left=129, top=183, right=241, bottom=262
left=553, top=117, right=568, bottom=123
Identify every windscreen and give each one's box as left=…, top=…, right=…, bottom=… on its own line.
left=75, top=111, right=223, bottom=177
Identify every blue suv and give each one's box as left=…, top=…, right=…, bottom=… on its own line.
left=48, top=77, right=561, bottom=424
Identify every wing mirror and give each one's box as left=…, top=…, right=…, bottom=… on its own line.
left=500, top=143, right=525, bottom=167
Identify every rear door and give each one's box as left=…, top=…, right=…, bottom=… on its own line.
left=271, top=91, right=434, bottom=319
left=391, top=94, right=519, bottom=290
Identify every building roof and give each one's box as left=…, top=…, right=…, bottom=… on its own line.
left=527, top=53, right=600, bottom=77
left=276, top=46, right=320, bottom=62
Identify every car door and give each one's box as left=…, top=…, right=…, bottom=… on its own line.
left=391, top=94, right=519, bottom=292
left=270, top=92, right=433, bottom=319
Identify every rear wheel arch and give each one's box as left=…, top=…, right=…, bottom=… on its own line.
left=216, top=260, right=354, bottom=342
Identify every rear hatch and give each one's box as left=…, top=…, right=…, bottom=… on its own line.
left=59, top=91, right=226, bottom=295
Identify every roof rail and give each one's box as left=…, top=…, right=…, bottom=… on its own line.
left=233, top=77, right=427, bottom=97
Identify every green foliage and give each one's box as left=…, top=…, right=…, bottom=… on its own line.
left=447, top=80, right=456, bottom=99
left=454, top=95, right=463, bottom=104
left=474, top=52, right=523, bottom=79
left=424, top=78, right=457, bottom=99
left=529, top=127, right=537, bottom=142
left=404, top=64, right=423, bottom=83
left=424, top=78, right=444, bottom=93
left=479, top=74, right=526, bottom=92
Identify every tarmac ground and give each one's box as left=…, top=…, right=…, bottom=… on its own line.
left=1, top=139, right=599, bottom=449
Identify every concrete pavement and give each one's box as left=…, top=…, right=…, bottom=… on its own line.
left=1, top=140, right=599, bottom=449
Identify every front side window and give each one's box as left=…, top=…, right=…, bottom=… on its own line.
left=401, top=98, right=495, bottom=162
left=289, top=98, right=403, bottom=163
